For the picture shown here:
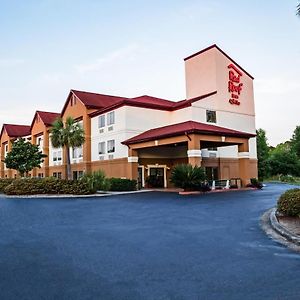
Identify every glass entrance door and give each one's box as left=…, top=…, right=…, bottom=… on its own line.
left=148, top=167, right=165, bottom=188
left=205, top=167, right=219, bottom=181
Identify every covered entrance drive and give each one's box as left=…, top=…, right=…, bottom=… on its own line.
left=123, top=121, right=257, bottom=188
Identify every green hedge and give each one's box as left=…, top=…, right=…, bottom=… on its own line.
left=4, top=178, right=92, bottom=195
left=0, top=179, right=15, bottom=193
left=277, top=189, right=300, bottom=217
left=108, top=178, right=137, bottom=191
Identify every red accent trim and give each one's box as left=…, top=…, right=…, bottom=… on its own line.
left=184, top=44, right=254, bottom=79
left=122, top=121, right=256, bottom=145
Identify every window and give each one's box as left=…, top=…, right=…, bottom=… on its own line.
left=53, top=172, right=57, bottom=178
left=57, top=172, right=62, bottom=179
left=208, top=147, right=217, bottom=151
left=107, top=111, right=115, bottom=125
left=71, top=95, right=77, bottom=106
left=98, top=115, right=105, bottom=128
left=206, top=110, right=217, bottom=123
left=72, top=146, right=83, bottom=159
left=98, top=142, right=105, bottom=155
left=107, top=140, right=115, bottom=153
left=57, top=150, right=62, bottom=161
left=37, top=137, right=42, bottom=146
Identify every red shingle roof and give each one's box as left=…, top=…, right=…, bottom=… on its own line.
left=88, top=91, right=217, bottom=118
left=72, top=90, right=126, bottom=109
left=36, top=111, right=60, bottom=126
left=122, top=121, right=255, bottom=145
left=1, top=124, right=31, bottom=138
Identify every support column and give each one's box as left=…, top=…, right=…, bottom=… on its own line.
left=238, top=141, right=251, bottom=187
left=83, top=115, right=92, bottom=174
left=7, top=140, right=13, bottom=178
left=0, top=143, right=4, bottom=178
left=127, top=148, right=139, bottom=181
left=31, top=135, right=37, bottom=177
left=43, top=130, right=50, bottom=177
left=187, top=134, right=202, bottom=167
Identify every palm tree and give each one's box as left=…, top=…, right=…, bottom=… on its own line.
left=297, top=3, right=300, bottom=16
left=50, top=117, right=85, bottom=180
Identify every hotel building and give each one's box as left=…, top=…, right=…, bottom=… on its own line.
left=0, top=45, right=257, bottom=187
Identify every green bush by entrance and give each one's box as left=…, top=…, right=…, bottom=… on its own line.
left=277, top=188, right=300, bottom=217
left=108, top=178, right=137, bottom=191
left=170, top=164, right=206, bottom=191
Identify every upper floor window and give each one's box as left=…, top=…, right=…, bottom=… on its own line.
left=98, top=142, right=105, bottom=155
left=98, top=115, right=105, bottom=128
left=206, top=110, right=216, bottom=123
left=70, top=95, right=77, bottom=106
left=72, top=146, right=83, bottom=159
left=107, top=111, right=115, bottom=126
left=107, top=140, right=115, bottom=153
left=37, top=137, right=42, bottom=146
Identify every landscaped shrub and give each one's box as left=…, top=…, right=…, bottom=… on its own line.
left=81, top=170, right=110, bottom=193
left=0, top=179, right=14, bottom=193
left=280, top=175, right=297, bottom=183
left=108, top=178, right=137, bottom=191
left=277, top=189, right=300, bottom=217
left=246, top=178, right=263, bottom=189
left=4, top=178, right=92, bottom=195
left=170, top=164, right=206, bottom=191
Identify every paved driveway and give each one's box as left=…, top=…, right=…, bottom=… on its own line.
left=0, top=184, right=299, bottom=300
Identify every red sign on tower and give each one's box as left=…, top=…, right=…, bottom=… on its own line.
left=228, top=64, right=243, bottom=105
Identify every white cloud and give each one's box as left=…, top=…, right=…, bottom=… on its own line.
left=0, top=58, right=25, bottom=67
left=74, top=44, right=140, bottom=74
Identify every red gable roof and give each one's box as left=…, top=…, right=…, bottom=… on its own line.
left=30, top=111, right=60, bottom=130
left=88, top=91, right=217, bottom=118
left=1, top=124, right=31, bottom=138
left=122, top=121, right=255, bottom=145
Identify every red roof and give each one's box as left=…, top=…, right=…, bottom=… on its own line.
left=36, top=111, right=60, bottom=127
left=122, top=121, right=255, bottom=145
left=1, top=124, right=31, bottom=138
left=72, top=90, right=126, bottom=109
left=88, top=91, right=217, bottom=118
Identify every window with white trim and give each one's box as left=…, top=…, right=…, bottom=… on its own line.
left=72, top=146, right=83, bottom=159
left=107, top=140, right=115, bottom=153
left=107, top=111, right=115, bottom=125
left=98, top=142, right=105, bottom=155
left=98, top=115, right=105, bottom=128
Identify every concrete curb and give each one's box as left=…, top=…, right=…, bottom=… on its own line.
left=269, top=208, right=300, bottom=246
left=1, top=189, right=154, bottom=199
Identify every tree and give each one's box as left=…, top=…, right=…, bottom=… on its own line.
left=50, top=117, right=85, bottom=180
left=297, top=2, right=300, bottom=16
left=256, top=129, right=270, bottom=180
left=268, top=142, right=300, bottom=177
left=290, top=126, right=300, bottom=158
left=3, top=138, right=46, bottom=177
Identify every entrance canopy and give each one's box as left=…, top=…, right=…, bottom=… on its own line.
left=123, top=121, right=256, bottom=187
left=122, top=120, right=255, bottom=147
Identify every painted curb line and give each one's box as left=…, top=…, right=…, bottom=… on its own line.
left=269, top=207, right=300, bottom=246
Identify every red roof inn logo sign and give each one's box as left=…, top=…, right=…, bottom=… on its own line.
left=228, top=64, right=243, bottom=105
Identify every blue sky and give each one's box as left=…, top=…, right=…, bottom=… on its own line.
left=0, top=0, right=299, bottom=145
